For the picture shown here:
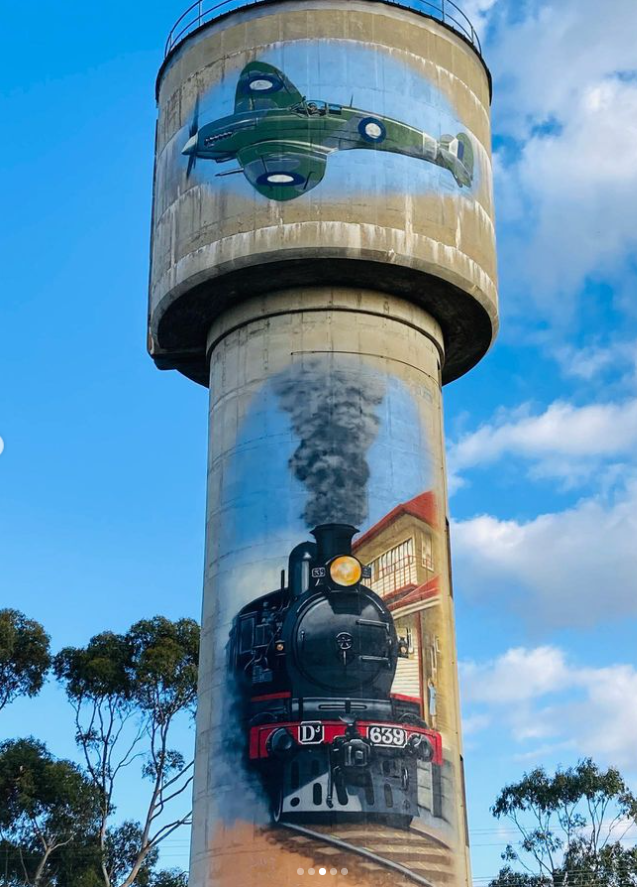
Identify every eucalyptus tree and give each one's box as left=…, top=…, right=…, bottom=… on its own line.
left=0, top=738, right=101, bottom=886
left=0, top=610, right=51, bottom=713
left=490, top=759, right=637, bottom=887
left=54, top=616, right=199, bottom=887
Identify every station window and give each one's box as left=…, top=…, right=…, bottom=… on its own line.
left=422, top=533, right=434, bottom=571
left=369, top=538, right=417, bottom=596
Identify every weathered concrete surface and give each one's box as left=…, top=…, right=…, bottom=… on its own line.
left=191, top=289, right=472, bottom=887
left=148, top=0, right=498, bottom=384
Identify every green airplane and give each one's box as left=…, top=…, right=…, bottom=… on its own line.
left=182, top=61, right=474, bottom=202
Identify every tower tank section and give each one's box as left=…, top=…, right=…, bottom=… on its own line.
left=148, top=0, right=498, bottom=386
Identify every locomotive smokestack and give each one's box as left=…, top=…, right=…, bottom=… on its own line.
left=311, top=523, right=358, bottom=563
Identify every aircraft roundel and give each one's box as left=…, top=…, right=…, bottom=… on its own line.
left=257, top=170, right=305, bottom=187
left=358, top=117, right=387, bottom=143
left=246, top=73, right=282, bottom=93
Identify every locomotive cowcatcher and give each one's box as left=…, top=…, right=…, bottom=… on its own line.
left=229, top=523, right=443, bottom=827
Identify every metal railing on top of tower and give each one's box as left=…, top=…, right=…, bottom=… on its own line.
left=164, top=0, right=483, bottom=59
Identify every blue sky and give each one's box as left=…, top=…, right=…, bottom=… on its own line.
left=2, top=0, right=637, bottom=880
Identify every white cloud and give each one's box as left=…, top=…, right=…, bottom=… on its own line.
left=487, top=0, right=637, bottom=140
left=463, top=713, right=492, bottom=735
left=504, top=77, right=637, bottom=308
left=462, top=0, right=499, bottom=18
left=448, top=397, right=637, bottom=486
left=0, top=436, right=4, bottom=456
left=480, top=0, right=637, bottom=315
left=459, top=0, right=499, bottom=38
left=461, top=646, right=637, bottom=768
left=452, top=481, right=637, bottom=627
left=448, top=393, right=637, bottom=626
left=512, top=741, right=577, bottom=763
left=461, top=646, right=569, bottom=704
left=555, top=340, right=637, bottom=382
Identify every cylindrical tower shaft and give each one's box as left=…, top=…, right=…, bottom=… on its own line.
left=190, top=290, right=470, bottom=887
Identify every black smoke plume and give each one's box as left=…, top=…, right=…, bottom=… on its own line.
left=273, top=358, right=386, bottom=528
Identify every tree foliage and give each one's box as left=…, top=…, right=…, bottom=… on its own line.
left=0, top=610, right=51, bottom=713
left=148, top=870, right=188, bottom=887
left=0, top=813, right=189, bottom=887
left=490, top=759, right=637, bottom=887
left=54, top=617, right=199, bottom=887
left=0, top=738, right=101, bottom=886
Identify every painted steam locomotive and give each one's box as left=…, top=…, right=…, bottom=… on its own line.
left=229, top=523, right=443, bottom=827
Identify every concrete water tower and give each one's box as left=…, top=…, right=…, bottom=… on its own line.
left=148, top=1, right=497, bottom=885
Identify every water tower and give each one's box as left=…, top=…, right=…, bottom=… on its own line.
left=148, top=1, right=497, bottom=884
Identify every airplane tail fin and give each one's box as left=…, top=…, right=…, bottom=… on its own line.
left=440, top=131, right=474, bottom=187
left=455, top=132, right=474, bottom=180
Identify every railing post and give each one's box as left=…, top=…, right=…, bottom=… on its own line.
left=199, top=0, right=203, bottom=26
left=441, top=0, right=445, bottom=22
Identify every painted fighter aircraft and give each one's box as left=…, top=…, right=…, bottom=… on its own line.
left=182, top=61, right=474, bottom=201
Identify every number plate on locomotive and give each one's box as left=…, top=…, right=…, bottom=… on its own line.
left=298, top=723, right=324, bottom=744
left=367, top=725, right=407, bottom=748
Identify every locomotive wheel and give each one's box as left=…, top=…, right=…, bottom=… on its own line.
left=271, top=784, right=285, bottom=823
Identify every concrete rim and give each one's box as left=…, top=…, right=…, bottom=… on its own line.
left=151, top=256, right=496, bottom=387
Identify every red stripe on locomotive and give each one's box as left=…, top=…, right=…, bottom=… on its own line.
left=249, top=721, right=443, bottom=765
left=250, top=691, right=292, bottom=702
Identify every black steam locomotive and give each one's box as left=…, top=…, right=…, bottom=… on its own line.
left=229, top=524, right=443, bottom=827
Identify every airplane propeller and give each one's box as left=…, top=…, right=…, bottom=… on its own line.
left=185, top=95, right=200, bottom=178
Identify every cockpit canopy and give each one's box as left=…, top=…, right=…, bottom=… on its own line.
left=292, top=99, right=342, bottom=117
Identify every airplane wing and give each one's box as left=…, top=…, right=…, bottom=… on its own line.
left=237, top=143, right=327, bottom=201
left=235, top=61, right=304, bottom=113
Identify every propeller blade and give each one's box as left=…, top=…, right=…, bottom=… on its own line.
left=189, top=95, right=200, bottom=138
left=185, top=96, right=200, bottom=179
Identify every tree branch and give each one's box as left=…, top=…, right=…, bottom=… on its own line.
left=149, top=812, right=193, bottom=848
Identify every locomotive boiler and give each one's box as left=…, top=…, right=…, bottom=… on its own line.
left=229, top=523, right=443, bottom=827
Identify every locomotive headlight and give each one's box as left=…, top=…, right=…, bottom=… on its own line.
left=329, top=556, right=363, bottom=587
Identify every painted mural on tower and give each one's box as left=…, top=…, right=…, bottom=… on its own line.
left=201, top=354, right=467, bottom=887
left=164, top=41, right=483, bottom=207
left=182, top=60, right=474, bottom=201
